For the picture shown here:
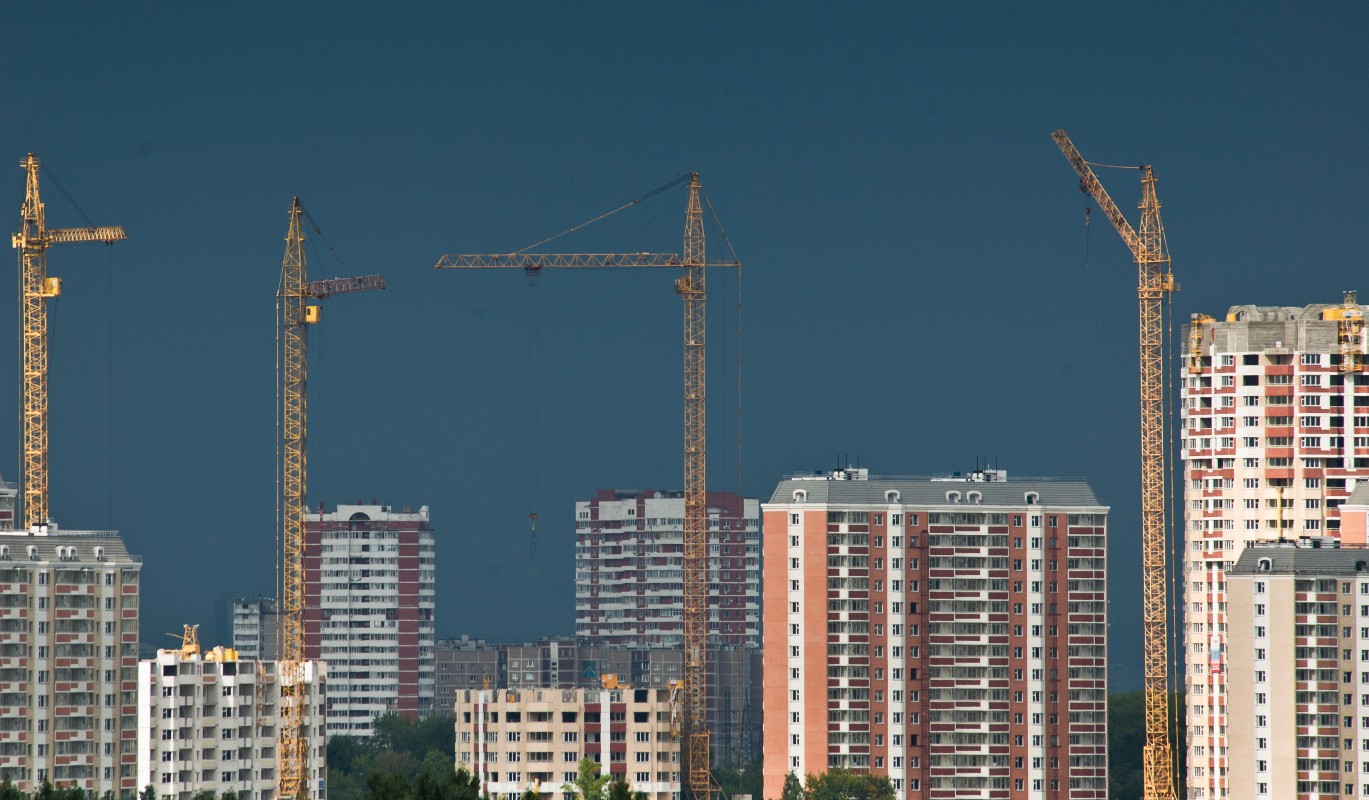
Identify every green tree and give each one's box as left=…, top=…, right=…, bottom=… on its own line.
left=779, top=772, right=804, bottom=800
left=450, top=766, right=484, bottom=800
left=0, top=782, right=24, bottom=800
left=138, top=785, right=158, bottom=800
left=804, top=769, right=893, bottom=800
left=714, top=764, right=762, bottom=800
left=563, top=758, right=611, bottom=800
left=365, top=768, right=413, bottom=800
left=1108, top=690, right=1187, bottom=800
left=605, top=778, right=644, bottom=800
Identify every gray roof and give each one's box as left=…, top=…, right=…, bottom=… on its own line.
left=0, top=529, right=140, bottom=565
left=1229, top=541, right=1369, bottom=576
left=765, top=475, right=1103, bottom=509
left=1348, top=482, right=1369, bottom=507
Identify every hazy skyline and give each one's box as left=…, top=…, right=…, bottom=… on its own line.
left=1, top=3, right=1366, bottom=690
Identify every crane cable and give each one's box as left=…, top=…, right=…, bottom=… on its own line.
left=1165, top=284, right=1183, bottom=797
left=703, top=190, right=744, bottom=495
left=528, top=268, right=540, bottom=571
left=513, top=173, right=692, bottom=254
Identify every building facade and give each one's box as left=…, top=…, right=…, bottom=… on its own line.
left=0, top=527, right=141, bottom=796
left=136, top=641, right=328, bottom=800
left=761, top=468, right=1108, bottom=800
left=575, top=490, right=759, bottom=649
left=1182, top=299, right=1369, bottom=799
left=1226, top=541, right=1369, bottom=799
left=304, top=503, right=435, bottom=736
left=232, top=597, right=281, bottom=662
left=435, top=638, right=760, bottom=767
left=453, top=685, right=680, bottom=800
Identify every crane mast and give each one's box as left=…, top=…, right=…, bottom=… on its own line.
left=437, top=175, right=734, bottom=800
left=679, top=175, right=709, bottom=800
left=1051, top=130, right=1177, bottom=800
left=278, top=197, right=384, bottom=800
left=10, top=154, right=126, bottom=529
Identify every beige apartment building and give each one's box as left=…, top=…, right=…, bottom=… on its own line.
left=1227, top=541, right=1369, bottom=799
left=453, top=685, right=681, bottom=800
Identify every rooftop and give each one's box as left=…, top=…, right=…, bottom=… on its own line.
left=767, top=469, right=1103, bottom=508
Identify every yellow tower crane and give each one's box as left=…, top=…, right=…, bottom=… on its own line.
left=1052, top=129, right=1177, bottom=800
left=436, top=174, right=737, bottom=800
left=278, top=197, right=385, bottom=800
left=10, top=154, right=125, bottom=529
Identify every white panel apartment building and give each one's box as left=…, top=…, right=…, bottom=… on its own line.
left=137, top=645, right=327, bottom=800
left=1182, top=299, right=1369, bottom=799
left=232, top=598, right=280, bottom=662
left=304, top=503, right=435, bottom=735
left=0, top=525, right=142, bottom=796
left=575, top=490, right=759, bottom=649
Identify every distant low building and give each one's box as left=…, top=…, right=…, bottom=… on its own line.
left=136, top=632, right=328, bottom=800
left=453, top=684, right=680, bottom=800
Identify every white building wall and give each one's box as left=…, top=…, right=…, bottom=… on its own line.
left=136, top=649, right=327, bottom=800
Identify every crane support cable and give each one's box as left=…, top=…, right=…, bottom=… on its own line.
left=514, top=173, right=692, bottom=254
left=39, top=164, right=97, bottom=227
left=702, top=190, right=744, bottom=495
left=1085, top=160, right=1145, bottom=171
left=300, top=204, right=353, bottom=273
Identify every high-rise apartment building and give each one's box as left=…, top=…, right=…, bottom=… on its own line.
left=575, top=490, right=759, bottom=649
left=136, top=640, right=328, bottom=800
left=761, top=468, right=1109, bottom=800
left=304, top=503, right=435, bottom=736
left=453, top=685, right=681, bottom=800
left=1181, top=299, right=1369, bottom=799
left=0, top=526, right=142, bottom=796
left=1225, top=541, right=1369, bottom=799
left=232, top=597, right=281, bottom=662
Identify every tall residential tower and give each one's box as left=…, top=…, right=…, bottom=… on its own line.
left=1182, top=299, right=1369, bottom=799
left=574, top=489, right=760, bottom=649
left=761, top=468, right=1108, bottom=800
left=0, top=523, right=142, bottom=796
left=304, top=503, right=435, bottom=735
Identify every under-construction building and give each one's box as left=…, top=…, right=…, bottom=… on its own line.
left=454, top=685, right=681, bottom=800
left=434, top=637, right=761, bottom=768
left=1182, top=299, right=1369, bottom=799
left=137, top=638, right=327, bottom=800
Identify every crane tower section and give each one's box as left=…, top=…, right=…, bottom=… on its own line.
left=11, top=154, right=125, bottom=529
left=1052, top=130, right=1177, bottom=800
left=277, top=197, right=384, bottom=800
left=436, top=174, right=736, bottom=800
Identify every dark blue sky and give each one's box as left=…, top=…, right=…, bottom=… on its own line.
left=1, top=4, right=1365, bottom=690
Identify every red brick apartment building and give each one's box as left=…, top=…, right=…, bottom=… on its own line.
left=762, top=468, right=1107, bottom=800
